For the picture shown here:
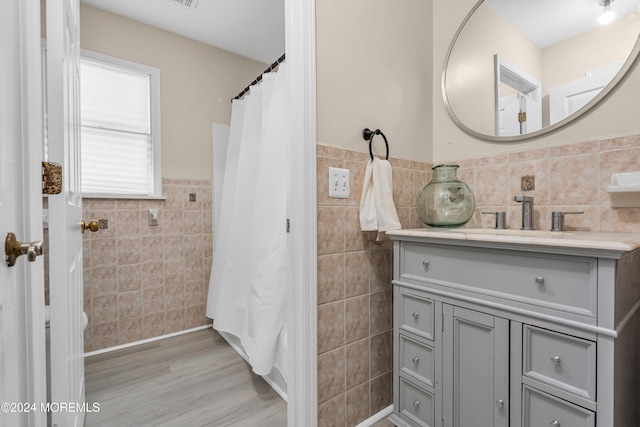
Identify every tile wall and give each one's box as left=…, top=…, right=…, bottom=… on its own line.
left=317, top=132, right=640, bottom=426
left=453, top=134, right=640, bottom=232
left=72, top=132, right=640, bottom=411
left=82, top=178, right=213, bottom=352
left=316, top=144, right=430, bottom=426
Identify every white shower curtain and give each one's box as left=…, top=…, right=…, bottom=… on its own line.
left=207, top=64, right=290, bottom=378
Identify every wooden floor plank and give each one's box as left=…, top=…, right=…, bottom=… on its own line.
left=85, top=328, right=287, bottom=427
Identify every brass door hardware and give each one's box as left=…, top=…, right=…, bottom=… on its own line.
left=5, top=232, right=43, bottom=267
left=81, top=220, right=99, bottom=234
left=42, top=161, right=62, bottom=195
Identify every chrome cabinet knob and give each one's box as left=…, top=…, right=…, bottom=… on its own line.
left=550, top=421, right=560, bottom=426
left=535, top=276, right=545, bottom=285
left=413, top=400, right=420, bottom=408
left=496, top=399, right=504, bottom=408
left=412, top=311, right=419, bottom=319
left=422, top=260, right=429, bottom=268
left=551, top=355, right=562, bottom=364
left=412, top=357, right=420, bottom=364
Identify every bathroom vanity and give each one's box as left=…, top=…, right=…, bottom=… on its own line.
left=386, top=228, right=640, bottom=427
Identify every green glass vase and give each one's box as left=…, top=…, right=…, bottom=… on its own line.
left=417, top=164, right=475, bottom=227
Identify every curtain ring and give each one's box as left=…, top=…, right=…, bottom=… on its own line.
left=363, top=128, right=389, bottom=161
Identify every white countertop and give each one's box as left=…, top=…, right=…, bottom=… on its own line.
left=386, top=228, right=640, bottom=253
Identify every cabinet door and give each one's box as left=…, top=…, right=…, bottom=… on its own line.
left=443, top=305, right=509, bottom=427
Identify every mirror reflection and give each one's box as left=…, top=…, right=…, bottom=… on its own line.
left=443, top=0, right=640, bottom=140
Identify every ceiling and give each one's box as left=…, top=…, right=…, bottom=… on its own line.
left=80, top=0, right=285, bottom=64
left=486, top=0, right=640, bottom=48
left=79, top=0, right=639, bottom=63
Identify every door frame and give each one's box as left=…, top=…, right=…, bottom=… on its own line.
left=494, top=54, right=542, bottom=136
left=3, top=0, right=48, bottom=426
left=285, top=0, right=318, bottom=425
left=45, top=0, right=86, bottom=425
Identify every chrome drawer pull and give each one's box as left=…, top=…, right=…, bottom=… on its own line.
left=550, top=421, right=560, bottom=427
left=412, top=311, right=420, bottom=319
left=422, top=260, right=429, bottom=269
left=413, top=400, right=420, bottom=408
left=535, top=276, right=545, bottom=285
left=551, top=355, right=562, bottom=364
left=496, top=399, right=504, bottom=408
left=412, top=357, right=420, bottom=364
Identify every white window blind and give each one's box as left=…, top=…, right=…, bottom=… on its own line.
left=80, top=50, right=161, bottom=198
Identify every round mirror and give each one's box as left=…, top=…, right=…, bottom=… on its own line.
left=442, top=0, right=640, bottom=141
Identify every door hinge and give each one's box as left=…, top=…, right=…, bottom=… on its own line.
left=42, top=161, right=62, bottom=195
left=286, top=218, right=291, bottom=233
left=518, top=112, right=527, bottom=123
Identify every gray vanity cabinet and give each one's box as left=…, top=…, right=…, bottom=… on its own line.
left=388, top=233, right=640, bottom=427
left=442, top=305, right=509, bottom=427
left=393, top=287, right=511, bottom=427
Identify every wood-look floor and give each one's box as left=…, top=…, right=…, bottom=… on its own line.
left=84, top=328, right=287, bottom=427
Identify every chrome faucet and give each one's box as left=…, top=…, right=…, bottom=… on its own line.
left=514, top=195, right=534, bottom=230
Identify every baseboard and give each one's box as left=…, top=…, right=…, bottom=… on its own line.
left=355, top=404, right=393, bottom=427
left=83, top=324, right=211, bottom=357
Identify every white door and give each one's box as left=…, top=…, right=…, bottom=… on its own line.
left=46, top=0, right=85, bottom=426
left=549, top=61, right=623, bottom=125
left=0, top=1, right=48, bottom=427
left=497, top=93, right=521, bottom=137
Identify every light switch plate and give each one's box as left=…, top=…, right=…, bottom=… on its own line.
left=329, top=167, right=350, bottom=199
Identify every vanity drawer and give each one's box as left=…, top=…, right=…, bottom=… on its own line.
left=398, top=289, right=434, bottom=340
left=522, top=385, right=595, bottom=427
left=399, top=376, right=435, bottom=427
left=400, top=243, right=596, bottom=317
left=523, top=325, right=596, bottom=401
left=399, top=334, right=435, bottom=387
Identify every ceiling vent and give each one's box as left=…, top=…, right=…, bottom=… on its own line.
left=172, top=0, right=199, bottom=10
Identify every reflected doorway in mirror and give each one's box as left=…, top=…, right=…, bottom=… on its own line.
left=495, top=54, right=542, bottom=137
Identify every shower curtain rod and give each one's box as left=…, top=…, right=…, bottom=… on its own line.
left=232, top=53, right=286, bottom=101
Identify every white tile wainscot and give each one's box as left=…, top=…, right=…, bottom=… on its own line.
left=386, top=228, right=640, bottom=427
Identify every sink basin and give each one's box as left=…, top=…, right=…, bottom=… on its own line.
left=448, top=228, right=574, bottom=237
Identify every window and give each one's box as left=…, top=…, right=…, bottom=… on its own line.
left=80, top=50, right=161, bottom=198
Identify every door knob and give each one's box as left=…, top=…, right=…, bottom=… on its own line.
left=5, top=232, right=43, bottom=267
left=81, top=220, right=99, bottom=234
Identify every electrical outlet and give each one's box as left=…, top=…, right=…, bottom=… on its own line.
left=329, top=167, right=350, bottom=199
left=148, top=208, right=159, bottom=226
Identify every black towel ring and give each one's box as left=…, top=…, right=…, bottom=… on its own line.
left=363, top=128, right=389, bottom=161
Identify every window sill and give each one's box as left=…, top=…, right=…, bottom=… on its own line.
left=81, top=193, right=166, bottom=200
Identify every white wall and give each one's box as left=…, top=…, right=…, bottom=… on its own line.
left=445, top=3, right=541, bottom=137
left=542, top=15, right=640, bottom=92
left=79, top=5, right=266, bottom=180
left=316, top=0, right=433, bottom=163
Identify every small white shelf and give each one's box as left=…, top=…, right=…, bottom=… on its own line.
left=607, top=172, right=640, bottom=208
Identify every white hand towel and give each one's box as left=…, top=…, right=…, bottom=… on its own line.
left=359, top=157, right=401, bottom=240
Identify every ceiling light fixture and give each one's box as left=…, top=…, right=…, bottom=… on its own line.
left=599, top=0, right=616, bottom=25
